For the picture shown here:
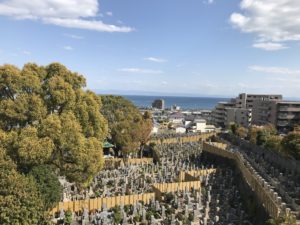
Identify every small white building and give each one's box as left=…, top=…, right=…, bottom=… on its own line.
left=186, top=119, right=216, bottom=133
left=175, top=126, right=186, bottom=133
left=195, top=119, right=207, bottom=133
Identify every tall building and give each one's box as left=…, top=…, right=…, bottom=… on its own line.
left=252, top=99, right=300, bottom=132
left=226, top=108, right=252, bottom=128
left=152, top=99, right=165, bottom=110
left=252, top=99, right=278, bottom=125
left=211, top=100, right=236, bottom=127
left=235, top=93, right=282, bottom=109
left=212, top=93, right=282, bottom=128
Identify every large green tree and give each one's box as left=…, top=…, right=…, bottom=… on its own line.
left=0, top=63, right=108, bottom=185
left=29, top=165, right=63, bottom=210
left=256, top=124, right=277, bottom=146
left=101, top=95, right=152, bottom=156
left=0, top=148, right=45, bottom=225
left=265, top=135, right=283, bottom=153
left=281, top=132, right=300, bottom=160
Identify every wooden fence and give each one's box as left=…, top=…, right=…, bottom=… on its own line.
left=152, top=181, right=201, bottom=201
left=178, top=169, right=217, bottom=182
left=51, top=193, right=155, bottom=215
left=51, top=168, right=211, bottom=214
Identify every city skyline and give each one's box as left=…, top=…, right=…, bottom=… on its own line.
left=1, top=0, right=300, bottom=97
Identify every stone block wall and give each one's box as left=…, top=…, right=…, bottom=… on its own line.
left=203, top=142, right=285, bottom=219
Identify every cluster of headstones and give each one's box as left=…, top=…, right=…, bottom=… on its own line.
left=62, top=142, right=204, bottom=201
left=151, top=132, right=203, bottom=141
left=57, top=167, right=249, bottom=225
left=240, top=149, right=300, bottom=211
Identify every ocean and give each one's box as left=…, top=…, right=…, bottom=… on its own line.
left=122, top=95, right=230, bottom=110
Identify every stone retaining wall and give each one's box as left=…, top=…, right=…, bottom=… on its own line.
left=223, top=134, right=300, bottom=174
left=203, top=142, right=291, bottom=219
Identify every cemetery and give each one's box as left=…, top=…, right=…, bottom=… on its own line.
left=51, top=135, right=263, bottom=225
left=218, top=134, right=300, bottom=218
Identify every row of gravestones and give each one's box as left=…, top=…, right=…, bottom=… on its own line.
left=56, top=167, right=249, bottom=225
left=204, top=141, right=299, bottom=221
left=233, top=143, right=300, bottom=213
left=61, top=142, right=205, bottom=202
left=151, top=132, right=207, bottom=141
left=217, top=134, right=300, bottom=215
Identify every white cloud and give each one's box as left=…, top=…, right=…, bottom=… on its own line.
left=63, top=33, right=84, bottom=40
left=106, top=11, right=113, bottom=16
left=249, top=65, right=300, bottom=75
left=118, top=68, right=164, bottom=74
left=252, top=42, right=288, bottom=51
left=63, top=46, right=73, bottom=51
left=144, top=57, right=167, bottom=63
left=44, top=18, right=132, bottom=33
left=230, top=0, right=300, bottom=50
left=0, top=0, right=133, bottom=32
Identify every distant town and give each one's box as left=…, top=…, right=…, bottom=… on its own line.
left=146, top=93, right=300, bottom=135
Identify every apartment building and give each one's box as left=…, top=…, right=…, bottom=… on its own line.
left=253, top=99, right=300, bottom=132
left=276, top=101, right=300, bottom=132
left=211, top=100, right=236, bottom=127
left=235, top=93, right=282, bottom=109
left=212, top=93, right=282, bottom=128
left=252, top=99, right=278, bottom=125
left=226, top=108, right=252, bottom=128
left=152, top=99, right=165, bottom=110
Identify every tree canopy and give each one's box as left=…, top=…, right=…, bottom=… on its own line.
left=0, top=63, right=108, bottom=185
left=281, top=132, right=300, bottom=160
left=0, top=148, right=45, bottom=225
left=29, top=165, right=63, bottom=210
left=232, top=124, right=300, bottom=160
left=101, top=95, right=152, bottom=156
left=0, top=62, right=109, bottom=223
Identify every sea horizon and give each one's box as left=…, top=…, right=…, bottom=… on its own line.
left=121, top=95, right=230, bottom=110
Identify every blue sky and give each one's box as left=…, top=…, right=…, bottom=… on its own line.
left=0, top=0, right=300, bottom=97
